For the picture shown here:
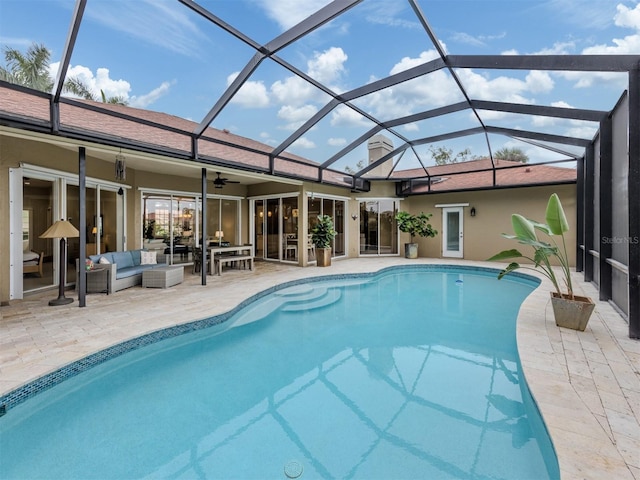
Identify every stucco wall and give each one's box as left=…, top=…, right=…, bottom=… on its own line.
left=0, top=130, right=578, bottom=305
left=397, top=184, right=577, bottom=265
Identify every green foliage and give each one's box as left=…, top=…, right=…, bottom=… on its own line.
left=429, top=145, right=472, bottom=165
left=1, top=42, right=128, bottom=105
left=0, top=43, right=53, bottom=91
left=310, top=215, right=337, bottom=249
left=494, top=147, right=529, bottom=163
left=395, top=211, right=437, bottom=243
left=487, top=193, right=574, bottom=297
left=344, top=159, right=366, bottom=175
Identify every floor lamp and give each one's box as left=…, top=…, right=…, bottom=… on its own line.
left=40, top=219, right=79, bottom=306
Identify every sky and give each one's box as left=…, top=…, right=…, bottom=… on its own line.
left=1, top=0, right=639, bottom=172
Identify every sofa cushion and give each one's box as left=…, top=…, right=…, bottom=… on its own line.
left=89, top=252, right=115, bottom=265
left=140, top=250, right=157, bottom=265
left=112, top=251, right=135, bottom=269
left=130, top=249, right=143, bottom=266
left=116, top=266, right=143, bottom=279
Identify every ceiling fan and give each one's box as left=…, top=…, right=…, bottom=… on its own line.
left=213, top=172, right=240, bottom=189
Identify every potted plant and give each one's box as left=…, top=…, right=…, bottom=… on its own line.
left=488, top=193, right=595, bottom=331
left=310, top=214, right=337, bottom=267
left=395, top=211, right=437, bottom=259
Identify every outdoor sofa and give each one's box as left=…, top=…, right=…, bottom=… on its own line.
left=76, top=249, right=168, bottom=294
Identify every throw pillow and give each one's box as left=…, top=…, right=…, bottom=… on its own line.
left=98, top=256, right=111, bottom=265
left=140, top=250, right=157, bottom=265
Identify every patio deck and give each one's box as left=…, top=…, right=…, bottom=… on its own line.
left=0, top=258, right=638, bottom=479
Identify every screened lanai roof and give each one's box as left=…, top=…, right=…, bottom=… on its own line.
left=0, top=0, right=638, bottom=192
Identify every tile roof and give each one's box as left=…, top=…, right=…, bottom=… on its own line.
left=0, top=85, right=576, bottom=191
left=392, top=158, right=576, bottom=192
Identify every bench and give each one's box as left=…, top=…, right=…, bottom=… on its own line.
left=214, top=255, right=254, bottom=275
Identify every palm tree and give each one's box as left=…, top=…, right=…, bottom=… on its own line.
left=1, top=42, right=128, bottom=105
left=0, top=43, right=53, bottom=91
left=64, top=77, right=128, bottom=105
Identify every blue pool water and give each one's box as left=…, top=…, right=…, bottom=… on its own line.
left=0, top=266, right=559, bottom=479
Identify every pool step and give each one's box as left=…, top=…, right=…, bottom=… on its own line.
left=281, top=288, right=342, bottom=312
left=232, top=286, right=342, bottom=326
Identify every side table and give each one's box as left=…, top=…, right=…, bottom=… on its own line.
left=86, top=267, right=110, bottom=294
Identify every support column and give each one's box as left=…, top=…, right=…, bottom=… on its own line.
left=583, top=146, right=595, bottom=283
left=78, top=147, right=87, bottom=307
left=201, top=168, right=207, bottom=286
left=629, top=67, right=640, bottom=338
left=576, top=157, right=585, bottom=272
left=599, top=117, right=613, bottom=301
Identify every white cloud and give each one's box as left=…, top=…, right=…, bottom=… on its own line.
left=551, top=100, right=574, bottom=108
left=564, top=124, right=598, bottom=139
left=456, top=68, right=534, bottom=104
left=292, top=136, right=316, bottom=149
left=51, top=63, right=132, bottom=100
left=533, top=41, right=576, bottom=55
left=254, top=0, right=332, bottom=30
left=271, top=75, right=317, bottom=106
left=555, top=3, right=640, bottom=88
left=86, top=0, right=208, bottom=58
left=328, top=137, right=347, bottom=146
left=130, top=81, right=173, bottom=108
left=615, top=2, right=640, bottom=29
left=451, top=32, right=486, bottom=47
left=390, top=50, right=443, bottom=75
left=403, top=123, right=419, bottom=132
left=525, top=70, right=554, bottom=93
left=330, top=104, right=368, bottom=127
left=277, top=104, right=318, bottom=130
left=307, top=47, right=348, bottom=86
left=227, top=72, right=270, bottom=108
left=356, top=50, right=462, bottom=120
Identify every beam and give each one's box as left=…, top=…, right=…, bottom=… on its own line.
left=447, top=55, right=640, bottom=72
left=194, top=52, right=265, bottom=138
left=471, top=100, right=607, bottom=122
left=486, top=126, right=591, bottom=147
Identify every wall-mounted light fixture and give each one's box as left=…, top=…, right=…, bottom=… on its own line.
left=351, top=214, right=358, bottom=221
left=470, top=207, right=476, bottom=217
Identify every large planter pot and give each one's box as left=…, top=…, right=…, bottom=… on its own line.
left=404, top=243, right=418, bottom=259
left=550, top=292, right=595, bottom=331
left=316, top=247, right=332, bottom=267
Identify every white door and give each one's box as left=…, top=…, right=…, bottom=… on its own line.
left=442, top=207, right=464, bottom=258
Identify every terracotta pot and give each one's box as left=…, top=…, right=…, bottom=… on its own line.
left=316, top=247, right=332, bottom=267
left=404, top=243, right=418, bottom=259
left=550, top=292, right=595, bottom=331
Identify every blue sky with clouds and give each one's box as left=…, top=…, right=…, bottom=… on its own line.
left=1, top=0, right=639, bottom=171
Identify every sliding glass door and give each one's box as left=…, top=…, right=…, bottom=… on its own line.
left=253, top=196, right=299, bottom=262
left=307, top=196, right=347, bottom=259
left=359, top=200, right=399, bottom=256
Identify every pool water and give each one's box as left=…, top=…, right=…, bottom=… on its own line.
left=0, top=266, right=559, bottom=479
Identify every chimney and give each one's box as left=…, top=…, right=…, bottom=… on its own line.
left=367, top=134, right=394, bottom=177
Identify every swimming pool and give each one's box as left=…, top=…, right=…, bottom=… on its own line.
left=0, top=266, right=558, bottom=479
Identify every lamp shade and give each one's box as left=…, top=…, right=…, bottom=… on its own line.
left=40, top=220, right=80, bottom=239
left=215, top=230, right=224, bottom=238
